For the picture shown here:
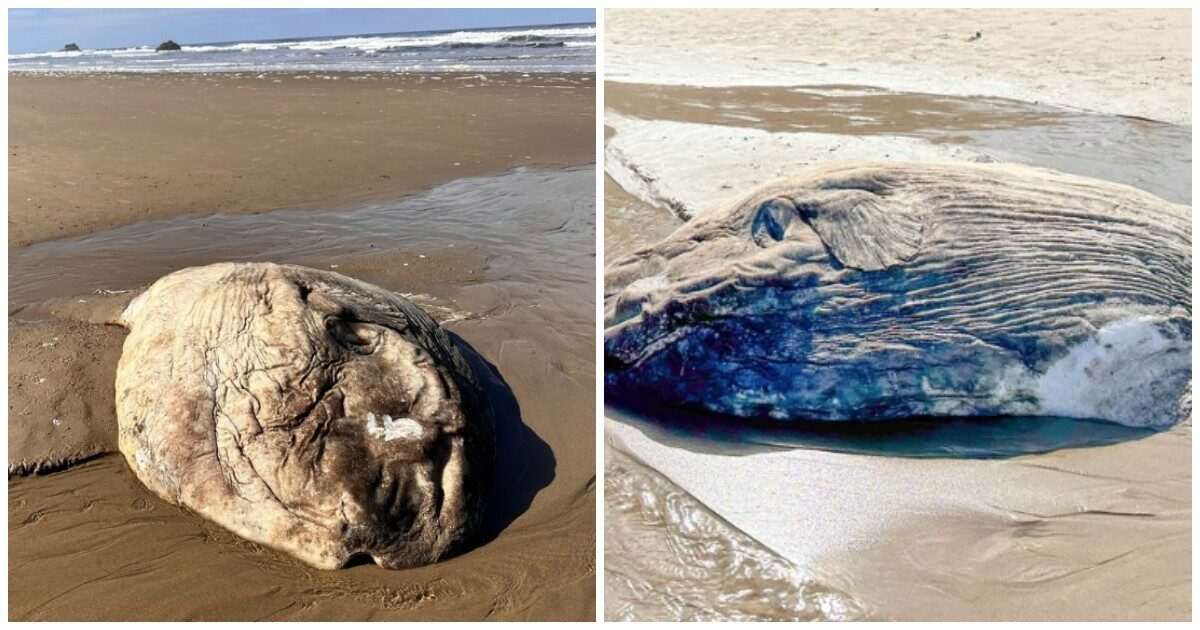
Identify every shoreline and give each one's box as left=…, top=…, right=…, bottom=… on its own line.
left=8, top=69, right=597, bottom=76
left=603, top=78, right=1188, bottom=126
left=603, top=84, right=1189, bottom=222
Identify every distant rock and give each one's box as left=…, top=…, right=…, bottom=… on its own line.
left=62, top=43, right=80, bottom=52
left=155, top=40, right=182, bottom=51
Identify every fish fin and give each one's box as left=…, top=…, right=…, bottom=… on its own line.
left=789, top=176, right=927, bottom=271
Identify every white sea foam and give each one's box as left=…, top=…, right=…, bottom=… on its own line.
left=9, top=47, right=159, bottom=60
left=8, top=25, right=595, bottom=74
left=180, top=26, right=596, bottom=55
left=10, top=26, right=595, bottom=59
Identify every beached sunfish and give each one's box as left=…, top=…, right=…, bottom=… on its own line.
left=115, top=263, right=494, bottom=569
left=605, top=163, right=1191, bottom=428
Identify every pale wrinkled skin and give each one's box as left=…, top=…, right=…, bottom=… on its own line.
left=116, top=263, right=494, bottom=569
left=605, top=163, right=1191, bottom=428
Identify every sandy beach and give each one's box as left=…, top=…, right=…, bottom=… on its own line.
left=9, top=72, right=593, bottom=249
left=9, top=71, right=596, bottom=621
left=607, top=8, right=1190, bottom=124
left=603, top=8, right=1191, bottom=622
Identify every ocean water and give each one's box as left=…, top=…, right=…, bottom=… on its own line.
left=8, top=22, right=594, bottom=73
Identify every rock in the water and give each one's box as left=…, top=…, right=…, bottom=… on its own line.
left=62, top=43, right=80, bottom=52
left=115, top=263, right=494, bottom=569
left=155, top=40, right=182, bottom=51
left=605, top=163, right=1191, bottom=428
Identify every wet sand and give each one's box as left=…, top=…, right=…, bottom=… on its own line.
left=606, top=9, right=1190, bottom=124
left=605, top=84, right=1189, bottom=221
left=602, top=174, right=678, bottom=267
left=9, top=73, right=595, bottom=621
left=607, top=414, right=1189, bottom=621
left=603, top=10, right=1191, bottom=621
left=8, top=71, right=593, bottom=249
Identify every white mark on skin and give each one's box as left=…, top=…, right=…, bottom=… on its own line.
left=625, top=273, right=669, bottom=295
left=1038, top=317, right=1188, bottom=427
left=51, top=418, right=61, bottom=427
left=365, top=412, right=425, bottom=442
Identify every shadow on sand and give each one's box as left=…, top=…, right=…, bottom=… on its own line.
left=456, top=337, right=556, bottom=548
left=607, top=391, right=1161, bottom=461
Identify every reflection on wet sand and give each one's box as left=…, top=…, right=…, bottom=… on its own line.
left=607, top=82, right=1190, bottom=206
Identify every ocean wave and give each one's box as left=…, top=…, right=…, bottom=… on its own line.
left=9, top=25, right=596, bottom=60
left=9, top=46, right=158, bottom=60
left=9, top=24, right=594, bottom=74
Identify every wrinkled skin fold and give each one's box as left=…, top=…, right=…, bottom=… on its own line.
left=605, top=163, right=1191, bottom=428
left=116, top=263, right=494, bottom=569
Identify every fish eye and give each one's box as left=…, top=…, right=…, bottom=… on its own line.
left=326, top=316, right=379, bottom=351
left=750, top=198, right=797, bottom=247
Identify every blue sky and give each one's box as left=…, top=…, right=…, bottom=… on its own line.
left=8, top=8, right=595, bottom=53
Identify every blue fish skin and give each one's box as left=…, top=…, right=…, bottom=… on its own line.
left=605, top=163, right=1191, bottom=428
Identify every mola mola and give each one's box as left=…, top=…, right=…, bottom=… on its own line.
left=115, top=263, right=494, bottom=569
left=605, top=163, right=1191, bottom=428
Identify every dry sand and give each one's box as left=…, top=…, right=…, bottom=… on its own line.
left=9, top=72, right=596, bottom=621
left=606, top=8, right=1191, bottom=124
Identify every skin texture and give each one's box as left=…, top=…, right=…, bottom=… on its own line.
left=605, top=162, right=1191, bottom=428
left=115, top=263, right=494, bottom=569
